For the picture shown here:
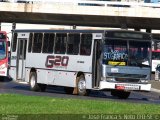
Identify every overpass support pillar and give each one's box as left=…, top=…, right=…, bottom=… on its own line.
left=146, top=29, right=151, bottom=33
left=12, top=22, right=16, bottom=30
left=72, top=25, right=76, bottom=29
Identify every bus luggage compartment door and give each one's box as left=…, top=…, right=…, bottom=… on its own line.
left=16, top=39, right=27, bottom=81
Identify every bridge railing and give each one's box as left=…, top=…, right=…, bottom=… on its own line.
left=0, top=1, right=160, bottom=18
left=6, top=0, right=160, bottom=7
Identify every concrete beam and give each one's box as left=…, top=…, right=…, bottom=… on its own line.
left=0, top=11, right=160, bottom=30
left=0, top=3, right=160, bottom=18
left=0, top=2, right=160, bottom=30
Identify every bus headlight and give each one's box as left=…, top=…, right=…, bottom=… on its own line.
left=101, top=77, right=116, bottom=82
left=139, top=79, right=148, bottom=83
left=0, top=63, right=7, bottom=70
left=106, top=78, right=116, bottom=82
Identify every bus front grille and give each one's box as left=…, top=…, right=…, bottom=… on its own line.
left=115, top=78, right=140, bottom=83
left=107, top=73, right=147, bottom=83
left=107, top=73, right=147, bottom=79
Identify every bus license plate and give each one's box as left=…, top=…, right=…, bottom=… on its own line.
left=115, top=84, right=140, bottom=90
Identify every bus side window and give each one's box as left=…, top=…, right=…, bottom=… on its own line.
left=55, top=33, right=67, bottom=54
left=80, top=34, right=92, bottom=56
left=12, top=33, right=17, bottom=52
left=28, top=33, right=33, bottom=53
left=67, top=33, right=80, bottom=55
left=42, top=33, right=55, bottom=53
left=32, top=33, right=43, bottom=53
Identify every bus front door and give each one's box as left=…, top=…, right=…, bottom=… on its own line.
left=92, top=39, right=101, bottom=88
left=16, top=39, right=27, bottom=81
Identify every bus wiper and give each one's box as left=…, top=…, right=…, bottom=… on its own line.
left=132, top=59, right=149, bottom=67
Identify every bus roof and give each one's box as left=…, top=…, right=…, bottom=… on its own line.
left=13, top=29, right=151, bottom=35
left=13, top=29, right=104, bottom=33
left=13, top=29, right=151, bottom=40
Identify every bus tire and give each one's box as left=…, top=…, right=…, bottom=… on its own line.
left=29, top=72, right=40, bottom=91
left=77, top=75, right=87, bottom=96
left=111, top=90, right=130, bottom=99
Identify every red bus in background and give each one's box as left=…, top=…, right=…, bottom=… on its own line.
left=0, top=31, right=9, bottom=79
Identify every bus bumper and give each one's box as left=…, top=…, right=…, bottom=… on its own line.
left=99, top=81, right=151, bottom=91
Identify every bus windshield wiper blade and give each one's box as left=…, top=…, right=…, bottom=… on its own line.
left=133, top=59, right=149, bottom=67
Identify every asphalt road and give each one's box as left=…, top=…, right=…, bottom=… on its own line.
left=0, top=77, right=160, bottom=104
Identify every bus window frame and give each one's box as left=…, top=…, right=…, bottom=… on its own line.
left=32, top=33, right=43, bottom=53
left=42, top=33, right=55, bottom=54
left=54, top=33, right=67, bottom=54
left=67, top=33, right=80, bottom=55
left=80, top=33, right=92, bottom=56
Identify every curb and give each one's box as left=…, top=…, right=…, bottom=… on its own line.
left=13, top=81, right=28, bottom=85
left=151, top=88, right=160, bottom=93
left=18, top=81, right=28, bottom=84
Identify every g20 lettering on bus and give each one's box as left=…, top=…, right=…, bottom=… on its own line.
left=45, top=55, right=69, bottom=68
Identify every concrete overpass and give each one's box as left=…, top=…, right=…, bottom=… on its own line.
left=0, top=2, right=160, bottom=31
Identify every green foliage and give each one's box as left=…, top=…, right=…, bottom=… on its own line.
left=0, top=93, right=159, bottom=115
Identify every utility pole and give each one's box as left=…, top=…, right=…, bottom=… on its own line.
left=12, top=22, right=16, bottom=30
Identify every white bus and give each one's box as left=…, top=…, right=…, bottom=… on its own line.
left=9, top=29, right=152, bottom=99
left=151, top=50, right=160, bottom=72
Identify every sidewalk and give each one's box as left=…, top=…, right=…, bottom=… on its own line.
left=149, top=80, right=160, bottom=93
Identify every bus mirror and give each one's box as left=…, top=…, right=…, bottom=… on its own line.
left=8, top=41, right=10, bottom=47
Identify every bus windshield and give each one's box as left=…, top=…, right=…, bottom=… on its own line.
left=0, top=40, right=6, bottom=60
left=102, top=39, right=151, bottom=67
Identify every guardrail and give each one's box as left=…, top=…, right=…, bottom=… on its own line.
left=0, top=1, right=160, bottom=18
left=4, top=0, right=160, bottom=8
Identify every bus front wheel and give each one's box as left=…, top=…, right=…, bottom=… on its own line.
left=77, top=75, right=87, bottom=96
